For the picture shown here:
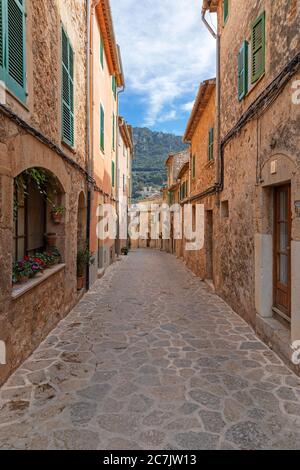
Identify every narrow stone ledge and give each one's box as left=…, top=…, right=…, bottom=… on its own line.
left=11, top=264, right=66, bottom=300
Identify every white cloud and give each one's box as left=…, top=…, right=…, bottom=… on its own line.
left=181, top=100, right=195, bottom=112
left=110, top=0, right=216, bottom=127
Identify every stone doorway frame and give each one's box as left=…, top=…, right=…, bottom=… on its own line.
left=255, top=152, right=300, bottom=353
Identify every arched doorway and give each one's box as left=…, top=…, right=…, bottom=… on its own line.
left=13, top=167, right=65, bottom=262
left=77, top=192, right=87, bottom=252
left=76, top=191, right=87, bottom=290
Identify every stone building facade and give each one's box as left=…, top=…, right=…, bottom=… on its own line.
left=118, top=117, right=134, bottom=252
left=0, top=0, right=89, bottom=385
left=130, top=195, right=163, bottom=250
left=165, top=150, right=190, bottom=254
left=89, top=0, right=125, bottom=283
left=183, top=79, right=216, bottom=280
left=195, top=0, right=300, bottom=371
left=162, top=0, right=300, bottom=372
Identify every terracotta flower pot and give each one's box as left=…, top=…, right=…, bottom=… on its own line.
left=46, top=233, right=57, bottom=248
left=51, top=212, right=63, bottom=225
left=77, top=276, right=85, bottom=291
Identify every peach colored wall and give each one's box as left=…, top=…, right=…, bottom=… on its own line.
left=92, top=11, right=117, bottom=197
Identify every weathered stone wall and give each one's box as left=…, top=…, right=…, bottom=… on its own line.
left=4, top=0, right=88, bottom=169
left=190, top=89, right=216, bottom=197
left=213, top=0, right=300, bottom=332
left=218, top=0, right=300, bottom=136
left=0, top=0, right=88, bottom=385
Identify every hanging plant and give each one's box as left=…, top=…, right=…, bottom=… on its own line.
left=13, top=168, right=62, bottom=220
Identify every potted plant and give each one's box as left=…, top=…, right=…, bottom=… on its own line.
left=77, top=247, right=94, bottom=291
left=121, top=247, right=129, bottom=256
left=49, top=247, right=61, bottom=264
left=45, top=232, right=57, bottom=248
left=12, top=259, right=33, bottom=284
left=51, top=205, right=65, bottom=224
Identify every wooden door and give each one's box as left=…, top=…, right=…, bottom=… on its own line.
left=273, top=185, right=291, bottom=319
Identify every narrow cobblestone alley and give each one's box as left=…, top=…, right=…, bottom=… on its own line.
left=1, top=250, right=300, bottom=450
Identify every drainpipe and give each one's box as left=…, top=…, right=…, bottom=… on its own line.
left=85, top=0, right=92, bottom=291
left=202, top=4, right=223, bottom=195
left=115, top=45, right=125, bottom=257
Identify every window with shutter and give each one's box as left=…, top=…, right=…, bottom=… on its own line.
left=100, top=104, right=104, bottom=151
left=192, top=155, right=196, bottom=178
left=100, top=34, right=104, bottom=69
left=208, top=128, right=214, bottom=161
left=238, top=41, right=248, bottom=100
left=251, top=12, right=265, bottom=83
left=0, top=0, right=3, bottom=72
left=111, top=160, right=115, bottom=187
left=112, top=112, right=115, bottom=150
left=112, top=75, right=116, bottom=99
left=0, top=0, right=26, bottom=102
left=61, top=27, right=74, bottom=147
left=223, top=0, right=229, bottom=24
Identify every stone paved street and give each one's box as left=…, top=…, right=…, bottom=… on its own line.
left=1, top=249, right=300, bottom=450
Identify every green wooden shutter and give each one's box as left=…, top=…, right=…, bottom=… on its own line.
left=2, top=0, right=26, bottom=102
left=192, top=155, right=196, bottom=178
left=251, top=12, right=265, bottom=83
left=61, top=27, right=74, bottom=147
left=238, top=41, right=248, bottom=100
left=100, top=104, right=104, bottom=151
left=0, top=0, right=4, bottom=74
left=208, top=128, right=214, bottom=161
left=112, top=112, right=115, bottom=150
left=223, top=0, right=229, bottom=24
left=112, top=75, right=116, bottom=99
left=100, top=34, right=104, bottom=69
left=111, top=160, right=115, bottom=187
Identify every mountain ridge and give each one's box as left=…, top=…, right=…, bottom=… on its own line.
left=132, top=127, right=187, bottom=199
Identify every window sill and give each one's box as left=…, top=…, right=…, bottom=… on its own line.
left=6, top=87, right=29, bottom=112
left=61, top=141, right=76, bottom=154
left=245, top=73, right=266, bottom=100
left=204, top=160, right=215, bottom=169
left=12, top=264, right=66, bottom=300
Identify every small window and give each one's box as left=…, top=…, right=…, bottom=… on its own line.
left=238, top=41, right=248, bottom=100
left=100, top=34, right=104, bottom=69
left=221, top=200, right=229, bottom=218
left=112, top=113, right=115, bottom=150
left=112, top=75, right=117, bottom=99
left=192, top=205, right=196, bottom=231
left=100, top=104, right=104, bottom=151
left=251, top=12, right=265, bottom=83
left=208, top=128, right=214, bottom=161
left=223, top=0, right=229, bottom=25
left=111, top=160, right=115, bottom=187
left=192, top=155, right=196, bottom=178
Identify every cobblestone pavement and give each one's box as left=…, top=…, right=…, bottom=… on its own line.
left=1, top=249, right=300, bottom=450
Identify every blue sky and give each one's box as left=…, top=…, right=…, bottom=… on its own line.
left=110, top=0, right=217, bottom=136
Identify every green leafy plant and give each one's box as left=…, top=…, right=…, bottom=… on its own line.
left=14, top=168, right=61, bottom=220
left=77, top=247, right=95, bottom=277
left=51, top=205, right=65, bottom=215
left=121, top=247, right=129, bottom=256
